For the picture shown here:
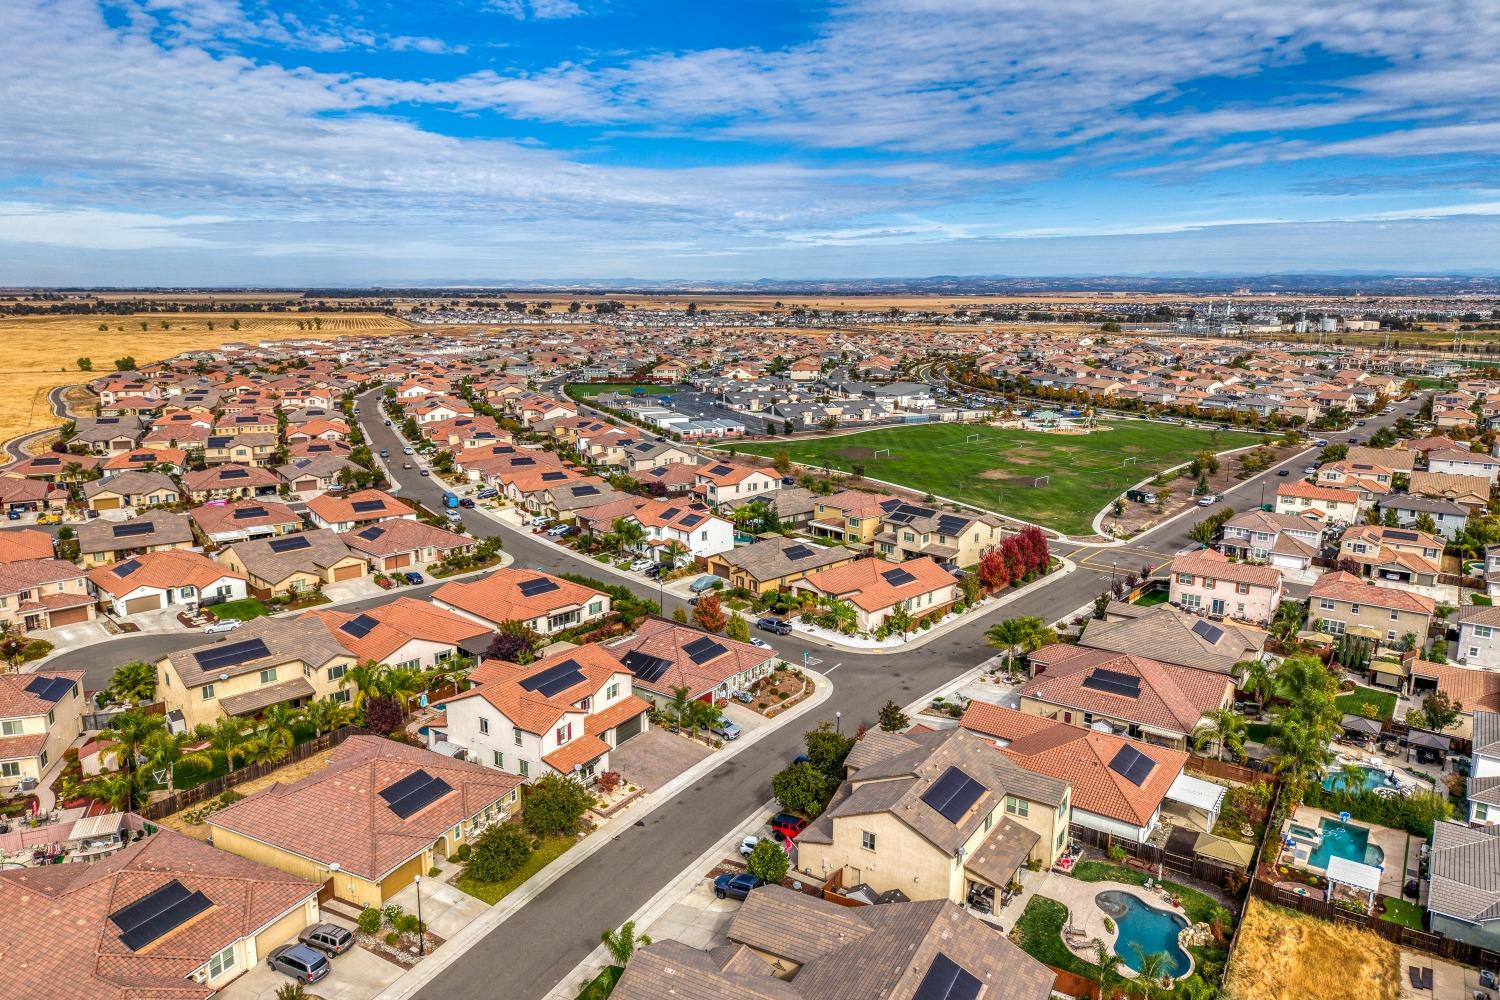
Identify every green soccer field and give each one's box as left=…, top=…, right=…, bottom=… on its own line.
left=565, top=382, right=679, bottom=398
left=736, top=420, right=1263, bottom=535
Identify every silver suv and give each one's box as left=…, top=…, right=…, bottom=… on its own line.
left=298, top=922, right=353, bottom=956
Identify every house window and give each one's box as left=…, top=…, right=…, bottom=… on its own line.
left=588, top=601, right=603, bottom=616
left=0, top=720, right=20, bottom=736
left=1203, top=578, right=1216, bottom=589
left=208, top=945, right=236, bottom=979
left=1236, top=582, right=1250, bottom=595
left=493, top=751, right=504, bottom=768
left=259, top=668, right=277, bottom=685
left=1180, top=593, right=1201, bottom=609
left=1319, top=598, right=1336, bottom=611
left=1005, top=795, right=1030, bottom=817
left=606, top=683, right=619, bottom=700
left=332, top=690, right=351, bottom=704
left=1390, top=610, right=1399, bottom=622
left=202, top=684, right=215, bottom=700
left=1476, top=625, right=1494, bottom=639
left=1350, top=604, right=1360, bottom=614
left=1176, top=573, right=1193, bottom=585
left=1324, top=619, right=1347, bottom=635
left=1387, top=630, right=1397, bottom=642
left=514, top=727, right=523, bottom=746
left=1478, top=803, right=1491, bottom=822
left=861, top=830, right=876, bottom=851
left=479, top=718, right=490, bottom=735
left=329, top=664, right=346, bottom=681
left=519, top=760, right=529, bottom=777
left=39, top=750, right=46, bottom=768
left=46, top=709, right=54, bottom=727
left=555, top=723, right=572, bottom=744
left=0, top=761, right=18, bottom=778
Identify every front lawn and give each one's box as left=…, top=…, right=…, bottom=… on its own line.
left=1011, top=895, right=1097, bottom=978
left=207, top=597, right=270, bottom=621
left=1379, top=896, right=1423, bottom=930
left=735, top=420, right=1262, bottom=535
left=1335, top=686, right=1397, bottom=722
left=1132, top=589, right=1169, bottom=607
left=1069, top=860, right=1226, bottom=927
left=454, top=834, right=575, bottom=905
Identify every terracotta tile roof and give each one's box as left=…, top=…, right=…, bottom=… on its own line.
left=1411, top=660, right=1500, bottom=713
left=432, top=567, right=607, bottom=626
left=606, top=618, right=775, bottom=698
left=1017, top=652, right=1233, bottom=737
left=585, top=694, right=654, bottom=738
left=797, top=555, right=958, bottom=612
left=1275, top=481, right=1359, bottom=503
left=0, top=528, right=55, bottom=564
left=209, top=735, right=519, bottom=881
left=1308, top=570, right=1437, bottom=613
left=0, top=828, right=318, bottom=1000
left=306, top=488, right=412, bottom=524
left=338, top=518, right=470, bottom=558
left=179, top=464, right=279, bottom=493
left=0, top=557, right=87, bottom=595
left=542, top=733, right=611, bottom=773
left=189, top=500, right=300, bottom=536
left=89, top=549, right=245, bottom=597
left=1170, top=548, right=1281, bottom=589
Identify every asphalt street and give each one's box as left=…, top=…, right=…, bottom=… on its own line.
left=41, top=386, right=1421, bottom=999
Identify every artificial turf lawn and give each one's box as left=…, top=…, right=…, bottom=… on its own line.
left=1378, top=897, right=1423, bottom=929
left=207, top=597, right=271, bottom=621
left=735, top=420, right=1263, bottom=535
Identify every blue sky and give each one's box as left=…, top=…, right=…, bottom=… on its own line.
left=2, top=0, right=1498, bottom=284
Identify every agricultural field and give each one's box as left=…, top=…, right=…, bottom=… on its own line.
left=0, top=312, right=413, bottom=448
left=736, top=419, right=1262, bottom=536
left=1224, top=900, right=1397, bottom=1000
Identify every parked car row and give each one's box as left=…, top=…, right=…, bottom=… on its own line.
left=267, top=922, right=354, bottom=983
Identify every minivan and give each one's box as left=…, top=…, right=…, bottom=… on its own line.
left=267, top=943, right=330, bottom=983
left=298, top=922, right=354, bottom=956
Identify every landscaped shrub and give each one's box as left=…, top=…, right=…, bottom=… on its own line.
left=382, top=903, right=405, bottom=926
left=357, top=907, right=382, bottom=935
left=1303, top=783, right=1452, bottom=837
left=384, top=931, right=400, bottom=947
left=466, top=822, right=534, bottom=883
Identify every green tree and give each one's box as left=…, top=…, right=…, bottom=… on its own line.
left=192, top=716, right=252, bottom=772
left=816, top=598, right=857, bottom=634
left=600, top=921, right=652, bottom=968
left=886, top=604, right=914, bottom=638
left=1238, top=658, right=1275, bottom=709
left=141, top=727, right=208, bottom=795
left=1422, top=690, right=1463, bottom=731
left=725, top=614, right=751, bottom=642
left=610, top=516, right=646, bottom=556
left=1092, top=591, right=1111, bottom=620
left=745, top=837, right=790, bottom=885
left=772, top=451, right=792, bottom=474
left=466, top=822, right=533, bottom=882
left=984, top=615, right=1056, bottom=668
left=771, top=762, right=827, bottom=817
left=302, top=697, right=353, bottom=736
left=878, top=700, right=909, bottom=732
left=102, top=659, right=157, bottom=705
left=1414, top=512, right=1439, bottom=535
left=804, top=721, right=855, bottom=787
left=257, top=703, right=302, bottom=759
left=76, top=357, right=93, bottom=371
left=1333, top=763, right=1368, bottom=795
left=522, top=773, right=596, bottom=837
left=1191, top=708, right=1247, bottom=761
left=102, top=710, right=167, bottom=808
left=113, top=356, right=137, bottom=371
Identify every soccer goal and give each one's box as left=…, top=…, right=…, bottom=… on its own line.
left=964, top=433, right=981, bottom=444
left=1121, top=456, right=1139, bottom=467
left=1032, top=475, right=1051, bottom=488
left=872, top=448, right=891, bottom=460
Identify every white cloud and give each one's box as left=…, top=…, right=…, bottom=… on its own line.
left=485, top=0, right=584, bottom=21
left=0, top=203, right=231, bottom=249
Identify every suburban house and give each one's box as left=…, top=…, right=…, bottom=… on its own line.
left=304, top=598, right=487, bottom=670
left=1426, top=819, right=1500, bottom=951
left=873, top=503, right=1006, bottom=567
left=1409, top=472, right=1491, bottom=512
left=693, top=462, right=781, bottom=503
left=1014, top=649, right=1236, bottom=749
left=306, top=489, right=416, bottom=533
left=276, top=454, right=362, bottom=495
left=433, top=567, right=610, bottom=636
left=0, top=558, right=98, bottom=632
left=1337, top=525, right=1443, bottom=587
left=1274, top=481, right=1361, bottom=523
left=1219, top=509, right=1323, bottom=571
left=805, top=489, right=901, bottom=545
left=0, top=528, right=53, bottom=565
left=190, top=500, right=302, bottom=545
left=1308, top=570, right=1436, bottom=645
left=795, top=727, right=1070, bottom=907
left=1168, top=548, right=1283, bottom=624
left=1466, top=711, right=1500, bottom=825
left=180, top=464, right=281, bottom=501
left=76, top=511, right=195, bottom=567
left=626, top=498, right=735, bottom=562
left=1376, top=494, right=1469, bottom=539
left=88, top=550, right=248, bottom=617
left=216, top=529, right=369, bottom=598
left=0, top=828, right=321, bottom=999
left=961, top=702, right=1222, bottom=845
left=1427, top=449, right=1500, bottom=485
left=703, top=538, right=860, bottom=594
left=155, top=617, right=358, bottom=729
left=1073, top=605, right=1265, bottom=676
left=83, top=470, right=180, bottom=512
left=0, top=669, right=85, bottom=791
left=607, top=617, right=778, bottom=706
left=339, top=518, right=473, bottom=573
left=1459, top=605, right=1500, bottom=670
left=613, top=886, right=1053, bottom=1000
left=70, top=415, right=144, bottom=455
left=433, top=643, right=653, bottom=784
left=791, top=555, right=961, bottom=633
left=209, top=736, right=520, bottom=907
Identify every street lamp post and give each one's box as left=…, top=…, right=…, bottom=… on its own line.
left=835, top=711, right=842, bottom=734
left=414, top=875, right=425, bottom=957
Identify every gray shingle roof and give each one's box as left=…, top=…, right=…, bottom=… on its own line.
left=1429, top=821, right=1500, bottom=924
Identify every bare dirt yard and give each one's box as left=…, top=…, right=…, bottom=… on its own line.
left=1224, top=899, right=1398, bottom=1000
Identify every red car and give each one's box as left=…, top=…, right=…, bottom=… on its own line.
left=770, top=813, right=808, bottom=843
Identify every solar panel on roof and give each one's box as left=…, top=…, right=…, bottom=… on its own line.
left=881, top=567, right=917, bottom=587
left=511, top=456, right=535, bottom=466
left=267, top=535, right=311, bottom=553
left=192, top=637, right=271, bottom=672
left=920, top=766, right=987, bottom=824
left=782, top=544, right=814, bottom=560
left=709, top=464, right=733, bottom=475
left=112, top=521, right=153, bottom=538
left=379, top=769, right=453, bottom=819
left=679, top=513, right=703, bottom=527
left=911, top=953, right=983, bottom=1000
left=1108, top=743, right=1156, bottom=787
left=1387, top=529, right=1419, bottom=541
left=660, top=507, right=682, bottom=519
left=935, top=514, right=970, bottom=535
left=357, top=525, right=385, bottom=541
left=32, top=456, right=59, bottom=466
left=233, top=505, right=268, bottom=520
left=682, top=636, right=728, bottom=664
left=351, top=499, right=386, bottom=513
left=519, top=660, right=587, bottom=698
left=541, top=471, right=567, bottom=481
left=517, top=577, right=561, bottom=597
left=572, top=485, right=600, bottom=496
left=23, top=675, right=73, bottom=703
left=621, top=649, right=672, bottom=683
left=1081, top=667, right=1142, bottom=699
left=1191, top=619, right=1225, bottom=645
left=114, top=558, right=142, bottom=577
left=130, top=452, right=152, bottom=461
left=340, top=613, right=379, bottom=639
left=109, top=879, right=214, bottom=953
left=221, top=468, right=250, bottom=479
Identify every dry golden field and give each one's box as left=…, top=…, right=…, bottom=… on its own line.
left=1224, top=900, right=1398, bottom=1000
left=0, top=312, right=413, bottom=448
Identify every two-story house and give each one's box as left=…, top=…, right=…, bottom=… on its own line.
left=0, top=558, right=97, bottom=632
left=693, top=462, right=781, bottom=504
left=1168, top=548, right=1283, bottom=624
left=0, top=669, right=85, bottom=791
left=304, top=598, right=488, bottom=671
left=872, top=503, right=1006, bottom=568
left=433, top=644, right=652, bottom=785
left=1457, top=605, right=1500, bottom=670
left=1308, top=570, right=1436, bottom=646
left=806, top=490, right=901, bottom=545
left=1427, top=449, right=1500, bottom=486
left=1274, top=481, right=1362, bottom=524
left=1338, top=525, right=1443, bottom=587
left=432, top=567, right=611, bottom=636
left=1218, top=509, right=1322, bottom=572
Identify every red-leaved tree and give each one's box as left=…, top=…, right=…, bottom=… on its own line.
left=977, top=548, right=1009, bottom=592
left=693, top=592, right=727, bottom=633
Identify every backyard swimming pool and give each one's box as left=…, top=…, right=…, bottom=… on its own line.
left=1096, top=890, right=1190, bottom=978
left=1321, top=768, right=1404, bottom=795
left=1306, top=818, right=1384, bottom=870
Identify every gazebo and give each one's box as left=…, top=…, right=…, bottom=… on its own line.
left=1406, top=728, right=1452, bottom=765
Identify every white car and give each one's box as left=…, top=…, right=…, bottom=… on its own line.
left=202, top=619, right=242, bottom=635
left=402, top=447, right=414, bottom=455
left=1303, top=466, right=1318, bottom=475
left=1196, top=495, right=1218, bottom=507
left=749, top=637, right=773, bottom=649
left=740, top=836, right=759, bottom=857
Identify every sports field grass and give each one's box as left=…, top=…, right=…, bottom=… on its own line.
left=736, top=420, right=1262, bottom=535
left=566, top=382, right=679, bottom=397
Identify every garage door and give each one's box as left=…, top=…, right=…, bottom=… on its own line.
left=387, top=552, right=412, bottom=569
left=49, top=605, right=91, bottom=626
left=332, top=563, right=363, bottom=582
left=93, top=496, right=121, bottom=510
left=382, top=852, right=426, bottom=901
left=710, top=563, right=730, bottom=578
left=615, top=711, right=644, bottom=744
left=124, top=594, right=162, bottom=615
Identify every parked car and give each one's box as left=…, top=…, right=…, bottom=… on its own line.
left=1276, top=469, right=1289, bottom=476
left=379, top=449, right=390, bottom=457
left=476, top=488, right=498, bottom=499
left=756, top=617, right=791, bottom=635
left=4, top=510, right=19, bottom=521
left=749, top=637, right=772, bottom=650
left=710, top=719, right=741, bottom=740
left=403, top=446, right=414, bottom=455
left=403, top=462, right=413, bottom=469
left=404, top=571, right=424, bottom=585
left=1347, top=437, right=1359, bottom=444
left=731, top=689, right=753, bottom=703
left=1313, top=438, right=1329, bottom=446
left=1303, top=466, right=1319, bottom=475
left=383, top=418, right=392, bottom=426
left=298, top=923, right=354, bottom=956
left=689, top=575, right=722, bottom=593
left=267, top=944, right=330, bottom=984
left=459, top=497, right=476, bottom=508
left=713, top=872, right=765, bottom=900
left=202, top=619, right=242, bottom=635
left=419, top=469, right=431, bottom=477
left=739, top=835, right=759, bottom=857
left=445, top=509, right=462, bottom=522
left=791, top=754, right=810, bottom=766
left=770, top=813, right=808, bottom=842
left=1196, top=495, right=1217, bottom=507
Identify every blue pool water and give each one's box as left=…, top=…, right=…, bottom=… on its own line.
left=1321, top=769, right=1401, bottom=794
left=1306, top=818, right=1384, bottom=870
left=1096, top=890, right=1190, bottom=978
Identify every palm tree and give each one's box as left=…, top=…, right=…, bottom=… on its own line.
left=194, top=716, right=252, bottom=773
left=984, top=616, right=1056, bottom=671
left=611, top=517, right=646, bottom=557
left=258, top=704, right=302, bottom=759
left=1335, top=762, right=1368, bottom=795
left=1237, top=658, right=1275, bottom=709
left=103, top=711, right=167, bottom=794
left=61, top=460, right=84, bottom=483
left=600, top=920, right=652, bottom=968
left=1192, top=708, right=1247, bottom=762
left=141, top=728, right=210, bottom=795
left=424, top=657, right=470, bottom=696
left=82, top=770, right=146, bottom=812
left=887, top=604, right=914, bottom=639
left=239, top=735, right=289, bottom=766
left=1268, top=717, right=1335, bottom=803
left=661, top=539, right=690, bottom=568
left=103, top=660, right=157, bottom=706
left=818, top=598, right=857, bottom=635
left=302, top=697, right=353, bottom=737
left=665, top=686, right=693, bottom=731
left=341, top=661, right=385, bottom=709
left=1127, top=947, right=1173, bottom=1000
left=379, top=667, right=424, bottom=719
left=1091, top=941, right=1124, bottom=1000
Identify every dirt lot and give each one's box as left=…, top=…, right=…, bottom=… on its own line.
left=153, top=750, right=340, bottom=841
left=1224, top=899, right=1398, bottom=1000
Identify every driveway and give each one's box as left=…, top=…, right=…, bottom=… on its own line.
left=323, top=577, right=386, bottom=603
left=609, top=727, right=712, bottom=791
left=31, top=619, right=111, bottom=650
left=384, top=874, right=489, bottom=941
left=217, top=936, right=403, bottom=1000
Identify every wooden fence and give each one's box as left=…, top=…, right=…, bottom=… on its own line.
left=1068, top=824, right=1247, bottom=895
left=1048, top=966, right=1101, bottom=1000
left=139, top=726, right=366, bottom=821
left=1185, top=756, right=1268, bottom=783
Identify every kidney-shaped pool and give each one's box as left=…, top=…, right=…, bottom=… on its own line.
left=1095, top=890, right=1191, bottom=978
